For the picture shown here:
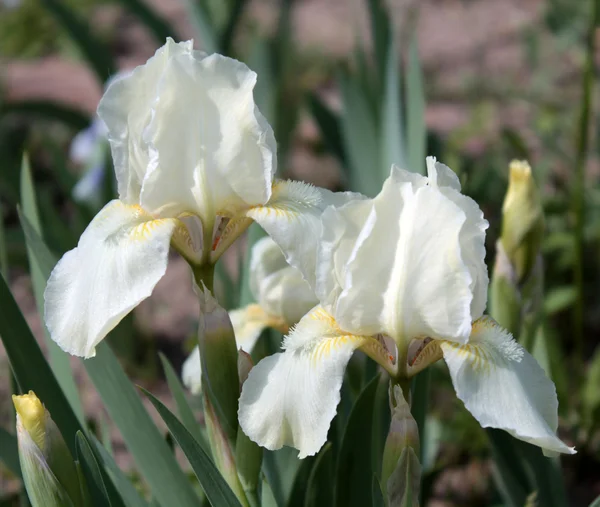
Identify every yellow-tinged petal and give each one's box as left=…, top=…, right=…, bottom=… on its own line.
left=44, top=200, right=179, bottom=358
left=13, top=391, right=83, bottom=507
left=247, top=180, right=364, bottom=289
left=210, top=216, right=253, bottom=262
left=171, top=212, right=204, bottom=264
left=441, top=317, right=575, bottom=456
left=12, top=392, right=46, bottom=450
left=500, top=159, right=544, bottom=283
left=238, top=306, right=395, bottom=458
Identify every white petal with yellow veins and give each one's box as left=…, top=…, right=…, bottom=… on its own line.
left=441, top=317, right=575, bottom=456
left=238, top=306, right=394, bottom=458
left=229, top=305, right=277, bottom=351
left=247, top=180, right=364, bottom=289
left=44, top=200, right=178, bottom=358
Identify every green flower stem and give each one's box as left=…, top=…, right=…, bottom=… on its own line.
left=192, top=269, right=252, bottom=505
left=193, top=264, right=215, bottom=293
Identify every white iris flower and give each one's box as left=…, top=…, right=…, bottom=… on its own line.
left=182, top=236, right=318, bottom=394
left=239, top=158, right=575, bottom=459
left=44, top=39, right=349, bottom=358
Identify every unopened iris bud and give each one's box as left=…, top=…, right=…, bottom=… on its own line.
left=500, top=160, right=544, bottom=284
left=382, top=386, right=421, bottom=507
left=13, top=391, right=82, bottom=507
left=196, top=282, right=240, bottom=443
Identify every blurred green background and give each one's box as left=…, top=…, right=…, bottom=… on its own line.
left=0, top=0, right=598, bottom=505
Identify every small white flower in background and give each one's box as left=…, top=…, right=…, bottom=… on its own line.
left=70, top=117, right=109, bottom=205
left=239, top=157, right=575, bottom=459
left=70, top=116, right=108, bottom=165
left=69, top=72, right=129, bottom=206
left=182, top=236, right=318, bottom=394
left=44, top=38, right=352, bottom=359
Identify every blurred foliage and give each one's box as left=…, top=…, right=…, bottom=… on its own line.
left=0, top=0, right=102, bottom=58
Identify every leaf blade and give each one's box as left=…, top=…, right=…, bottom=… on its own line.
left=0, top=273, right=83, bottom=456
left=84, top=344, right=202, bottom=507
left=142, top=388, right=243, bottom=507
left=338, top=73, right=381, bottom=196
left=91, top=438, right=149, bottom=507
left=406, top=35, right=426, bottom=174
left=304, top=444, right=333, bottom=507
left=0, top=428, right=21, bottom=479
left=20, top=156, right=84, bottom=424
left=380, top=38, right=406, bottom=180
left=307, top=94, right=347, bottom=167
left=335, top=374, right=380, bottom=507
left=159, top=353, right=209, bottom=451
left=76, top=431, right=113, bottom=507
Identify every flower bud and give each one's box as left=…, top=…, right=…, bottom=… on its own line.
left=490, top=242, right=522, bottom=335
left=196, top=282, right=240, bottom=443
left=382, top=385, right=421, bottom=507
left=13, top=391, right=82, bottom=507
left=500, top=160, right=544, bottom=284
left=195, top=283, right=250, bottom=505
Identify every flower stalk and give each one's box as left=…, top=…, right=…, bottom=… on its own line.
left=196, top=283, right=240, bottom=442
left=195, top=281, right=263, bottom=506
